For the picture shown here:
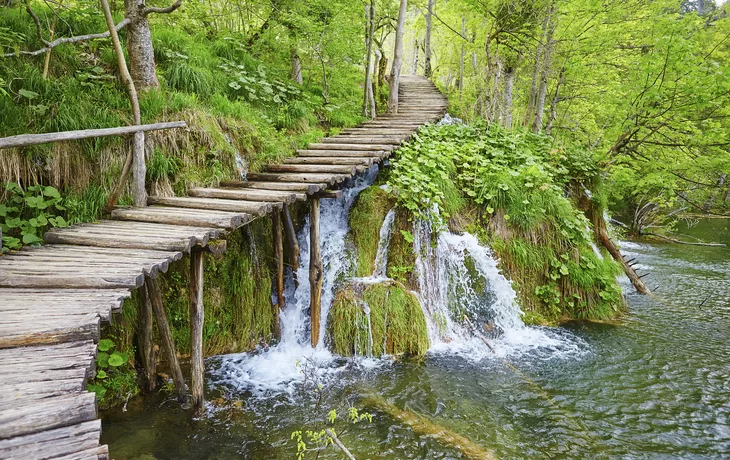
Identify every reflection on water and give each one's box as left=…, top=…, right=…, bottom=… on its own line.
left=102, top=219, right=730, bottom=459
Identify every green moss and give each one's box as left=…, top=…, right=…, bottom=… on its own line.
left=349, top=186, right=395, bottom=277
left=328, top=282, right=429, bottom=358
left=385, top=209, right=417, bottom=288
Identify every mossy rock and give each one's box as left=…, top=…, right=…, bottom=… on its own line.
left=349, top=186, right=396, bottom=277
left=328, top=281, right=429, bottom=358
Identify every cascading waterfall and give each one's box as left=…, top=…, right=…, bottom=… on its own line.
left=212, top=168, right=380, bottom=395
left=414, top=215, right=585, bottom=359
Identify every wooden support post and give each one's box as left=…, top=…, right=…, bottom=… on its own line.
left=282, top=204, right=300, bottom=272
left=132, top=130, right=147, bottom=207
left=136, top=283, right=157, bottom=393
left=146, top=276, right=188, bottom=404
left=189, top=247, right=205, bottom=413
left=309, top=198, right=323, bottom=348
left=271, top=210, right=284, bottom=340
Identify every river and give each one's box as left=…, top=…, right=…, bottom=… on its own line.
left=101, top=218, right=730, bottom=459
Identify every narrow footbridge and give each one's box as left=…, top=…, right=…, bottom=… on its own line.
left=0, top=76, right=446, bottom=459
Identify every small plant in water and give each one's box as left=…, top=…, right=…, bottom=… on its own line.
left=290, top=357, right=372, bottom=459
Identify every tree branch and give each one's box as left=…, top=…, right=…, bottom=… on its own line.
left=142, top=0, right=182, bottom=16
left=3, top=17, right=130, bottom=57
left=24, top=0, right=50, bottom=45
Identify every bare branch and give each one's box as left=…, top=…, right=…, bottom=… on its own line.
left=2, top=17, right=130, bottom=57
left=24, top=0, right=50, bottom=45
left=142, top=0, right=182, bottom=16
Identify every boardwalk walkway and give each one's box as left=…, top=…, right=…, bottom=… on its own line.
left=0, top=76, right=446, bottom=459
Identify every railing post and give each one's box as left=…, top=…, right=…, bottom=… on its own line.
left=133, top=130, right=147, bottom=207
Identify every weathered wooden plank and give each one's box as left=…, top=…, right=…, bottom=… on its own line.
left=0, top=392, right=98, bottom=440
left=221, top=180, right=326, bottom=194
left=0, top=313, right=100, bottom=349
left=112, top=206, right=246, bottom=229
left=189, top=247, right=204, bottom=413
left=307, top=143, right=395, bottom=151
left=0, top=420, right=102, bottom=460
left=284, top=156, right=374, bottom=166
left=0, top=272, right=145, bottom=289
left=296, top=150, right=386, bottom=159
left=265, top=164, right=357, bottom=175
left=322, top=137, right=402, bottom=145
left=188, top=187, right=297, bottom=204
left=246, top=172, right=346, bottom=184
left=148, top=196, right=274, bottom=215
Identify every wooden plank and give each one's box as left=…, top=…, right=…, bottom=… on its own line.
left=322, top=137, right=402, bottom=145
left=282, top=204, right=300, bottom=272
left=220, top=180, right=326, bottom=194
left=246, top=172, right=346, bottom=184
left=265, top=164, right=357, bottom=175
left=284, top=156, right=374, bottom=166
left=112, top=206, right=248, bottom=229
left=188, top=187, right=297, bottom=204
left=309, top=198, right=322, bottom=348
left=148, top=196, right=274, bottom=215
left=0, top=420, right=102, bottom=460
left=307, top=143, right=395, bottom=151
left=296, top=150, right=386, bottom=159
left=0, top=271, right=145, bottom=289
left=0, top=392, right=97, bottom=440
left=0, top=313, right=100, bottom=349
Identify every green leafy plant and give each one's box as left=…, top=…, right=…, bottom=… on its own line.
left=1, top=183, right=68, bottom=253
left=87, top=338, right=134, bottom=404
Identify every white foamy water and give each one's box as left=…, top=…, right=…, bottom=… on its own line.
left=413, top=216, right=588, bottom=361
left=210, top=169, right=379, bottom=396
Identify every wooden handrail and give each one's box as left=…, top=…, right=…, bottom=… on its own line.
left=0, top=121, right=187, bottom=149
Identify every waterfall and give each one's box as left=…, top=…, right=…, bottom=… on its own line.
left=211, top=168, right=380, bottom=395
left=372, top=209, right=396, bottom=279
left=413, top=215, right=584, bottom=359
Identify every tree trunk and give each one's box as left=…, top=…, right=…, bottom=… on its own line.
left=458, top=15, right=465, bottom=100
left=363, top=1, right=376, bottom=118
left=501, top=65, right=515, bottom=128
left=532, top=10, right=555, bottom=132
left=524, top=9, right=552, bottom=127
left=411, top=38, right=419, bottom=74
left=388, top=0, right=407, bottom=113
left=189, top=247, right=205, bottom=413
left=124, top=0, right=160, bottom=90
left=545, top=66, right=564, bottom=136
left=424, top=0, right=435, bottom=78
left=290, top=46, right=303, bottom=85
left=377, top=49, right=388, bottom=105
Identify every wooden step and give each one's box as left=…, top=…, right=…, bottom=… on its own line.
left=307, top=143, right=395, bottom=151
left=296, top=149, right=387, bottom=159
left=246, top=172, right=347, bottom=184
left=112, top=206, right=251, bottom=229
left=220, top=180, right=327, bottom=194
left=265, top=164, right=357, bottom=175
left=148, top=195, right=274, bottom=216
left=189, top=187, right=299, bottom=203
left=322, top=137, right=402, bottom=145
left=284, top=156, right=374, bottom=166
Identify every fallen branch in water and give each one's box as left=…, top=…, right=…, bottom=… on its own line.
left=325, top=429, right=356, bottom=460
left=643, top=232, right=726, bottom=247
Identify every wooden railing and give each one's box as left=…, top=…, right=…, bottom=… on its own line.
left=0, top=121, right=187, bottom=208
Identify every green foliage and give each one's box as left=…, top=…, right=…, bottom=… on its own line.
left=87, top=338, right=138, bottom=409
left=1, top=183, right=68, bottom=252
left=328, top=282, right=429, bottom=358
left=389, top=124, right=625, bottom=323
left=349, top=186, right=395, bottom=277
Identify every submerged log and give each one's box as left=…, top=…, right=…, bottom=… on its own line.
left=362, top=395, right=497, bottom=460
left=189, top=247, right=205, bottom=413
left=309, top=198, right=323, bottom=348
left=146, top=276, right=188, bottom=404
left=271, top=211, right=284, bottom=340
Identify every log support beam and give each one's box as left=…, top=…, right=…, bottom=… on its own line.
left=136, top=283, right=157, bottom=393
left=271, top=210, right=284, bottom=340
left=282, top=204, right=300, bottom=273
left=146, top=276, right=188, bottom=404
left=189, top=246, right=205, bottom=413
left=309, top=198, right=323, bottom=348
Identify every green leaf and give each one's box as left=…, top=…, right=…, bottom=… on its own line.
left=43, top=186, right=60, bottom=199
left=96, top=352, right=109, bottom=368
left=399, top=230, right=415, bottom=244
left=88, top=384, right=107, bottom=398
left=18, top=88, right=39, bottom=99
left=98, top=339, right=115, bottom=352
left=108, top=352, right=126, bottom=367
left=95, top=370, right=108, bottom=379
left=22, top=233, right=42, bottom=244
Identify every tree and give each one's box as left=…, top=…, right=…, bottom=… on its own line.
left=388, top=0, right=407, bottom=113
left=424, top=0, right=435, bottom=77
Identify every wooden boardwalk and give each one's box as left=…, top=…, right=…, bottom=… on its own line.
left=0, top=76, right=446, bottom=459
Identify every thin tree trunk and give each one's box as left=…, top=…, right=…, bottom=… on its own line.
left=532, top=6, right=556, bottom=132
left=363, top=1, right=376, bottom=118
left=123, top=0, right=159, bottom=90
left=388, top=0, right=407, bottom=113
left=458, top=15, right=465, bottom=101
left=545, top=66, right=564, bottom=136
left=501, top=65, right=515, bottom=128
left=42, top=0, right=64, bottom=79
left=290, top=46, right=303, bottom=85
left=411, top=37, right=419, bottom=74
left=424, top=0, right=435, bottom=78
left=524, top=8, right=551, bottom=127
left=101, top=0, right=146, bottom=208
